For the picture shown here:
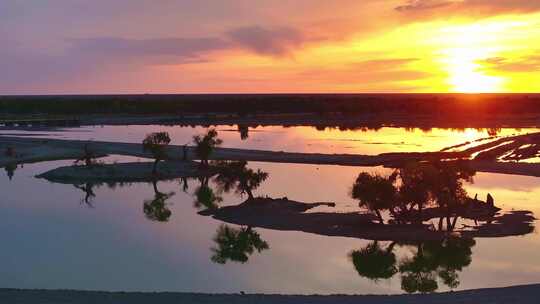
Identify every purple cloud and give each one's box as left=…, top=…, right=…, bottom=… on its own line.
left=227, top=26, right=306, bottom=56
left=69, top=37, right=229, bottom=58
left=0, top=24, right=312, bottom=93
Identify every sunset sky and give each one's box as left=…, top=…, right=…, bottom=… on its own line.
left=2, top=0, right=540, bottom=94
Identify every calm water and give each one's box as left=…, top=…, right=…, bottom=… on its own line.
left=3, top=124, right=539, bottom=154
left=1, top=125, right=539, bottom=294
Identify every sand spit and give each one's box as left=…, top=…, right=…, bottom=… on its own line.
left=1, top=284, right=539, bottom=303
left=3, top=132, right=540, bottom=177
left=36, top=161, right=205, bottom=184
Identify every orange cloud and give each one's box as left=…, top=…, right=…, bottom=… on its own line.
left=395, top=0, right=540, bottom=18
left=479, top=55, right=540, bottom=73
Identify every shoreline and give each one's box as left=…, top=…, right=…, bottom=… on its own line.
left=2, top=284, right=539, bottom=303
left=202, top=197, right=534, bottom=241
left=3, top=133, right=540, bottom=178
left=3, top=112, right=540, bottom=130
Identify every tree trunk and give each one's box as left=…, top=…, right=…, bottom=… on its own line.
left=387, top=241, right=397, bottom=253
left=153, top=159, right=159, bottom=175
left=375, top=209, right=384, bottom=224
left=389, top=208, right=400, bottom=224
left=181, top=177, right=189, bottom=192
left=199, top=176, right=209, bottom=187
left=451, top=216, right=459, bottom=231
left=153, top=180, right=159, bottom=195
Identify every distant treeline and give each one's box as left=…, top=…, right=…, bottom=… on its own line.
left=1, top=94, right=540, bottom=116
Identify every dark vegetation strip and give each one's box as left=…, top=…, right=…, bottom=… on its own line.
left=2, top=93, right=540, bottom=117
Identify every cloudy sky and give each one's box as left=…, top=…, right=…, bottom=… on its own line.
left=2, top=0, right=540, bottom=94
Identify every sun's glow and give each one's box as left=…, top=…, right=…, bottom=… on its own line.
left=167, top=12, right=540, bottom=93
left=434, top=22, right=519, bottom=93
left=443, top=47, right=504, bottom=93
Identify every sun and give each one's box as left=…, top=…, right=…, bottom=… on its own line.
left=445, top=47, right=504, bottom=93
left=435, top=22, right=514, bottom=93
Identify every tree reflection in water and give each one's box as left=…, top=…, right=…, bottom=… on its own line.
left=180, top=177, right=189, bottom=193
left=5, top=163, right=17, bottom=180
left=34, top=157, right=534, bottom=290
left=237, top=124, right=249, bottom=141
left=350, top=241, right=397, bottom=281
left=214, top=160, right=269, bottom=200
left=348, top=162, right=485, bottom=293
left=211, top=224, right=269, bottom=264
left=351, top=237, right=475, bottom=293
left=193, top=176, right=223, bottom=211
left=73, top=183, right=97, bottom=207
left=143, top=180, right=175, bottom=222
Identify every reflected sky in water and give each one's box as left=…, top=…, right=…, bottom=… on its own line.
left=2, top=125, right=539, bottom=154
left=1, top=154, right=539, bottom=294
left=1, top=125, right=540, bottom=294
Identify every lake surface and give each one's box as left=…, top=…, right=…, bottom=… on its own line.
left=1, top=125, right=539, bottom=294
left=3, top=124, right=539, bottom=154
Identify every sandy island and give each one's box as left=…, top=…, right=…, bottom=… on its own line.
left=200, top=197, right=535, bottom=241
left=36, top=160, right=208, bottom=183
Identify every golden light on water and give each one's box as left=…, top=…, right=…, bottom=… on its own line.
left=289, top=127, right=538, bottom=155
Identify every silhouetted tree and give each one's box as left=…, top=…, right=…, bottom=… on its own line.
left=238, top=124, right=249, bottom=140
left=395, top=162, right=437, bottom=222
left=353, top=162, right=476, bottom=228
left=4, top=146, right=15, bottom=157
left=143, top=180, right=175, bottom=222
left=142, top=132, right=171, bottom=175
left=74, top=143, right=98, bottom=167
left=211, top=225, right=269, bottom=264
left=487, top=128, right=501, bottom=137
left=427, top=162, right=475, bottom=231
left=193, top=129, right=222, bottom=167
left=351, top=172, right=397, bottom=223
